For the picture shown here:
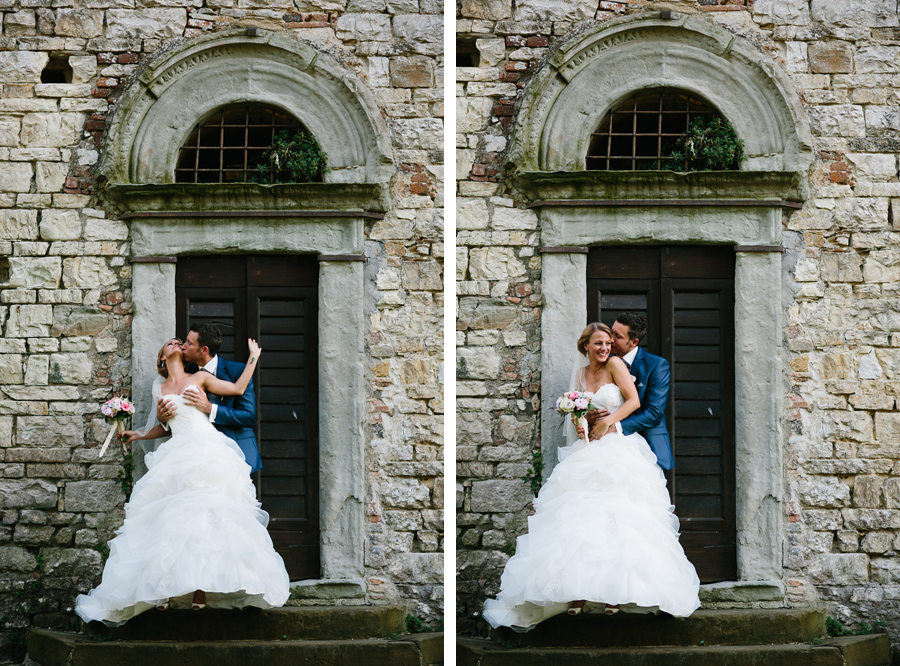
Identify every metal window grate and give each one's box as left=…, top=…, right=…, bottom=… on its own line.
left=586, top=90, right=720, bottom=171
left=175, top=105, right=310, bottom=184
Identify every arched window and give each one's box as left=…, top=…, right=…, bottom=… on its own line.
left=586, top=89, right=722, bottom=171
left=175, top=104, right=316, bottom=184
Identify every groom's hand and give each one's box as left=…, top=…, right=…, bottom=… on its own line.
left=183, top=388, right=212, bottom=415
left=157, top=398, right=176, bottom=424
left=586, top=408, right=610, bottom=426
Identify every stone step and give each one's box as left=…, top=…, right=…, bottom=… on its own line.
left=458, top=634, right=891, bottom=666
left=29, top=628, right=443, bottom=666
left=492, top=608, right=825, bottom=648
left=81, top=604, right=406, bottom=641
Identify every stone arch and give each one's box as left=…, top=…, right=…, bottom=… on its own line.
left=99, top=29, right=393, bottom=186
left=508, top=12, right=813, bottom=177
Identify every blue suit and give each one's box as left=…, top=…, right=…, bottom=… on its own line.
left=193, top=357, right=262, bottom=473
left=620, top=346, right=674, bottom=470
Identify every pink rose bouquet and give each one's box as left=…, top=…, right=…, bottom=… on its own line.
left=98, top=396, right=135, bottom=457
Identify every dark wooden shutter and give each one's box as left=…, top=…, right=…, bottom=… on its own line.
left=176, top=255, right=320, bottom=580
left=587, top=246, right=736, bottom=583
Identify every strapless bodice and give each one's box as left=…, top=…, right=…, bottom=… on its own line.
left=576, top=383, right=626, bottom=412
left=161, top=393, right=217, bottom=437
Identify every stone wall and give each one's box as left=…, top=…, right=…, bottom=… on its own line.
left=456, top=0, right=900, bottom=653
left=0, top=1, right=443, bottom=661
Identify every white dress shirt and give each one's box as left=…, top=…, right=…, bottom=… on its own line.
left=614, top=346, right=640, bottom=434
left=200, top=356, right=219, bottom=423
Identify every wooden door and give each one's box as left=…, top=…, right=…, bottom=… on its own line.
left=175, top=255, right=320, bottom=580
left=587, top=246, right=736, bottom=583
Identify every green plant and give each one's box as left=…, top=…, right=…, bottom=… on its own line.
left=524, top=448, right=544, bottom=495
left=405, top=613, right=429, bottom=633
left=250, top=130, right=327, bottom=184
left=810, top=636, right=823, bottom=645
left=116, top=451, right=134, bottom=501
left=826, top=616, right=852, bottom=637
left=501, top=542, right=516, bottom=557
left=658, top=116, right=744, bottom=172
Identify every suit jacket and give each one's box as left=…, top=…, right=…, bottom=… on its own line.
left=619, top=346, right=674, bottom=470
left=190, top=358, right=262, bottom=473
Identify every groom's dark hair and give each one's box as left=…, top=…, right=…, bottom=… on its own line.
left=616, top=313, right=648, bottom=344
left=190, top=322, right=222, bottom=356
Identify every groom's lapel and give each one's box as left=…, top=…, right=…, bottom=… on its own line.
left=631, top=347, right=648, bottom=397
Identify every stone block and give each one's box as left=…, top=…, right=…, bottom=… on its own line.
left=379, top=478, right=430, bottom=508
left=392, top=14, right=441, bottom=44
left=492, top=207, right=538, bottom=231
left=40, top=209, right=81, bottom=241
left=50, top=307, right=110, bottom=337
left=0, top=210, right=39, bottom=240
left=390, top=56, right=434, bottom=88
left=876, top=412, right=900, bottom=441
left=468, top=247, right=526, bottom=280
left=823, top=254, right=862, bottom=283
left=5, top=304, right=52, bottom=337
left=7, top=257, right=62, bottom=289
left=54, top=9, right=105, bottom=37
left=64, top=480, right=123, bottom=512
left=83, top=217, right=128, bottom=241
left=36, top=162, right=70, bottom=193
left=854, top=475, right=883, bottom=507
left=0, top=479, right=58, bottom=509
left=0, top=118, right=20, bottom=146
left=389, top=118, right=443, bottom=150
left=811, top=0, right=899, bottom=27
left=62, top=257, right=117, bottom=288
left=401, top=260, right=442, bottom=290
left=871, top=557, right=900, bottom=583
left=866, top=106, right=900, bottom=138
left=809, top=42, right=854, bottom=73
left=864, top=251, right=900, bottom=283
left=335, top=13, right=392, bottom=41
left=753, top=0, right=810, bottom=25
left=801, top=476, right=851, bottom=507
left=470, top=479, right=532, bottom=513
left=884, top=478, right=900, bottom=508
left=843, top=509, right=900, bottom=530
left=14, top=524, right=55, bottom=546
left=857, top=45, right=900, bottom=73
left=513, top=0, right=594, bottom=21
left=808, top=553, right=869, bottom=585
left=20, top=113, right=83, bottom=148
left=458, top=198, right=489, bottom=230
left=0, top=355, right=23, bottom=384
left=458, top=412, right=491, bottom=446
left=808, top=105, right=865, bottom=138
left=805, top=509, right=842, bottom=530
left=107, top=9, right=187, bottom=39
left=460, top=0, right=510, bottom=19
left=476, top=38, right=505, bottom=68
left=41, top=547, right=102, bottom=577
left=69, top=56, right=97, bottom=85
left=0, top=546, right=37, bottom=572
left=823, top=411, right=874, bottom=442
left=861, top=531, right=893, bottom=554
left=16, top=415, right=83, bottom=447
left=48, top=353, right=92, bottom=384
left=23, top=356, right=50, bottom=385
left=0, top=162, right=34, bottom=193
left=0, top=52, right=48, bottom=84
left=846, top=153, right=897, bottom=181
left=457, top=346, right=501, bottom=380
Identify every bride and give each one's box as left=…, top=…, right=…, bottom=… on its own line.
left=74, top=337, right=289, bottom=626
left=482, top=322, right=700, bottom=632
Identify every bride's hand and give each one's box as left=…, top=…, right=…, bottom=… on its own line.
left=247, top=338, right=262, bottom=360
left=590, top=416, right=615, bottom=439
left=122, top=430, right=140, bottom=444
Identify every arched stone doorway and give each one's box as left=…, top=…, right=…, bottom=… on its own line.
left=507, top=11, right=813, bottom=600
left=98, top=30, right=391, bottom=594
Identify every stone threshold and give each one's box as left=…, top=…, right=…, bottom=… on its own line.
left=700, top=579, right=785, bottom=603
left=288, top=578, right=367, bottom=601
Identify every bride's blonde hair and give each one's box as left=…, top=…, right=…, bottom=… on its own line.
left=577, top=322, right=612, bottom=356
left=156, top=338, right=184, bottom=378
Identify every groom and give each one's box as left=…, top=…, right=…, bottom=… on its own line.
left=157, top=322, right=263, bottom=473
left=590, top=312, right=674, bottom=470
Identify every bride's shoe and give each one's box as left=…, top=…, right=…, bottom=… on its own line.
left=568, top=600, right=585, bottom=616
left=604, top=604, right=620, bottom=615
left=192, top=590, right=206, bottom=610
left=156, top=600, right=169, bottom=611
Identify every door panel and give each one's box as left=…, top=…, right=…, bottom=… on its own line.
left=587, top=246, right=736, bottom=583
left=176, top=255, right=319, bottom=580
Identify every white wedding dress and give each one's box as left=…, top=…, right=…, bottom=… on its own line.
left=482, top=383, right=700, bottom=632
left=75, top=393, right=290, bottom=626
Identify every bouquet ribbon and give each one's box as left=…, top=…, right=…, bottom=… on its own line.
left=98, top=420, right=125, bottom=458
left=576, top=415, right=590, bottom=446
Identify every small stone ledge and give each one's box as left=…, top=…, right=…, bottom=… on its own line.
left=101, top=182, right=387, bottom=215
left=510, top=171, right=805, bottom=204
left=699, top=579, right=785, bottom=604
left=288, top=578, right=367, bottom=601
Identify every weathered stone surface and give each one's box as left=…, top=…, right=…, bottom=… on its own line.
left=49, top=307, right=109, bottom=337
left=866, top=106, right=900, bottom=137
left=106, top=9, right=186, bottom=39
left=457, top=347, right=501, bottom=380
left=808, top=105, right=865, bottom=137
left=0, top=52, right=48, bottom=84
left=16, top=416, right=83, bottom=447
left=379, top=478, right=430, bottom=508
left=335, top=13, right=392, bottom=41
left=460, top=0, right=510, bottom=20
left=5, top=304, right=52, bottom=337
left=753, top=0, right=810, bottom=25
left=40, top=210, right=82, bottom=241
left=62, top=257, right=117, bottom=288
left=801, top=476, right=851, bottom=507
left=54, top=9, right=104, bottom=37
left=0, top=162, right=33, bottom=193
left=390, top=56, right=434, bottom=88
left=808, top=553, right=869, bottom=585
left=7, top=258, right=62, bottom=289
left=513, top=0, right=593, bottom=21
left=64, top=480, right=123, bottom=512
left=0, top=210, right=38, bottom=240
left=0, top=545, right=38, bottom=572
left=811, top=0, right=899, bottom=27
left=48, top=353, right=92, bottom=384
left=809, top=41, right=854, bottom=73
left=20, top=113, right=83, bottom=148
left=0, top=479, right=58, bottom=509
left=470, top=480, right=532, bottom=513
left=392, top=14, right=441, bottom=43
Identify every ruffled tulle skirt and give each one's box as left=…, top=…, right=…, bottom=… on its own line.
left=482, top=431, right=700, bottom=631
left=75, top=427, right=289, bottom=626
